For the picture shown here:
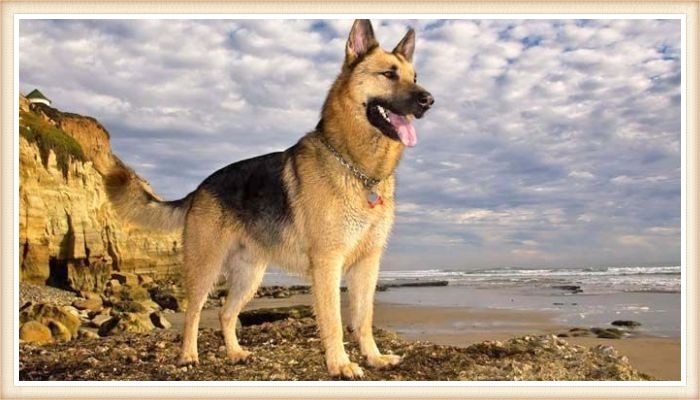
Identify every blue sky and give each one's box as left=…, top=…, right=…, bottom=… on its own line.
left=19, top=19, right=681, bottom=270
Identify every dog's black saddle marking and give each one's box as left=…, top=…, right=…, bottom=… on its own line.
left=199, top=150, right=293, bottom=246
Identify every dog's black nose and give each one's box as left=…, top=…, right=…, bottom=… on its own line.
left=417, top=91, right=434, bottom=109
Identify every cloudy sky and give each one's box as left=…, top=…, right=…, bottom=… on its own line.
left=19, top=18, right=681, bottom=270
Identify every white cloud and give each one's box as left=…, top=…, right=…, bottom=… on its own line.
left=568, top=170, right=594, bottom=180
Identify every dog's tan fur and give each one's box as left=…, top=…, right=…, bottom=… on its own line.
left=107, top=19, right=431, bottom=379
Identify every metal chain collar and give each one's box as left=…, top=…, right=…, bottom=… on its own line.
left=319, top=136, right=381, bottom=190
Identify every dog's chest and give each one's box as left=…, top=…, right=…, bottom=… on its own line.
left=342, top=207, right=372, bottom=238
left=338, top=190, right=393, bottom=244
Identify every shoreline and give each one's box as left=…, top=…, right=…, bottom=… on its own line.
left=379, top=301, right=680, bottom=381
left=19, top=282, right=680, bottom=381
left=19, top=280, right=679, bottom=380
left=169, top=292, right=681, bottom=381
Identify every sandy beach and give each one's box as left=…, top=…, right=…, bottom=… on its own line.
left=169, top=292, right=681, bottom=381
left=18, top=277, right=675, bottom=381
left=374, top=304, right=681, bottom=381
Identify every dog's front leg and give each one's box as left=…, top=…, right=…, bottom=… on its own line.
left=311, top=254, right=363, bottom=379
left=346, top=250, right=402, bottom=369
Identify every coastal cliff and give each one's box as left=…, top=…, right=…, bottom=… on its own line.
left=19, top=96, right=182, bottom=291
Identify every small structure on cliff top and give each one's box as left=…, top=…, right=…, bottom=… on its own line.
left=26, top=89, right=51, bottom=106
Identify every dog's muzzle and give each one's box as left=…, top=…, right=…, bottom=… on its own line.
left=412, top=90, right=434, bottom=118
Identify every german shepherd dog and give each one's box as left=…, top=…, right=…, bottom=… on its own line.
left=107, top=19, right=433, bottom=379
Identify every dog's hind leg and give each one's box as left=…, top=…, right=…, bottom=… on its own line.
left=178, top=210, right=231, bottom=366
left=219, top=247, right=266, bottom=363
left=346, top=250, right=402, bottom=369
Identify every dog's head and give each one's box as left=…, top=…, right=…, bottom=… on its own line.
left=340, top=19, right=434, bottom=147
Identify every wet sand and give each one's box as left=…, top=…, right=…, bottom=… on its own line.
left=170, top=293, right=681, bottom=381
left=373, top=301, right=681, bottom=381
left=566, top=337, right=680, bottom=381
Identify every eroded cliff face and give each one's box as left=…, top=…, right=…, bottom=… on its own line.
left=19, top=98, right=182, bottom=291
left=31, top=103, right=115, bottom=175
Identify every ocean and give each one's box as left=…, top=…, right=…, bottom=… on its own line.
left=377, top=265, right=681, bottom=294
left=263, top=265, right=682, bottom=337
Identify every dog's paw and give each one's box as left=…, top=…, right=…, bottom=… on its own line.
left=177, top=353, right=199, bottom=367
left=226, top=348, right=252, bottom=364
left=366, top=354, right=402, bottom=369
left=328, top=361, right=364, bottom=379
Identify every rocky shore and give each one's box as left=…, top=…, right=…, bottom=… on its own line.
left=18, top=280, right=651, bottom=381
left=20, top=317, right=649, bottom=381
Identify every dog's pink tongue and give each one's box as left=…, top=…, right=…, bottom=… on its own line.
left=388, top=113, right=417, bottom=147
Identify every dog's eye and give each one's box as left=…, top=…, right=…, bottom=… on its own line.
left=414, top=73, right=417, bottom=83
left=381, top=71, right=399, bottom=80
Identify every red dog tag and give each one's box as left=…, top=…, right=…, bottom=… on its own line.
left=367, top=191, right=383, bottom=208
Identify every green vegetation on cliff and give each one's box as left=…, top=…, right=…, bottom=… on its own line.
left=20, top=109, right=85, bottom=175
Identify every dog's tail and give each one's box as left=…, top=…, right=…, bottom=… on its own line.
left=104, top=162, right=193, bottom=231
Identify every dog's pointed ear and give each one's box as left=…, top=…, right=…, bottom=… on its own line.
left=345, top=19, right=378, bottom=66
left=393, top=28, right=415, bottom=62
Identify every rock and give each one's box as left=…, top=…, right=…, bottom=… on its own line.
left=90, top=314, right=112, bottom=329
left=611, top=320, right=642, bottom=328
left=238, top=305, right=313, bottom=326
left=149, top=312, right=172, bottom=329
left=78, top=328, right=100, bottom=339
left=567, top=326, right=628, bottom=339
left=139, top=299, right=162, bottom=313
left=253, top=285, right=311, bottom=299
left=72, top=297, right=103, bottom=312
left=148, top=286, right=181, bottom=311
left=568, top=328, right=591, bottom=337
left=138, top=274, right=154, bottom=286
left=116, top=285, right=150, bottom=302
left=116, top=313, right=156, bottom=334
left=20, top=303, right=81, bottom=339
left=66, top=259, right=112, bottom=293
left=210, top=287, right=228, bottom=299
left=111, top=300, right=149, bottom=314
left=378, top=280, right=449, bottom=289
left=98, top=313, right=155, bottom=336
left=111, top=272, right=139, bottom=287
left=106, top=279, right=122, bottom=294
left=80, top=291, right=102, bottom=301
left=97, top=317, right=120, bottom=336
left=63, top=305, right=81, bottom=318
left=88, top=307, right=111, bottom=319
left=45, top=319, right=72, bottom=341
left=77, top=309, right=91, bottom=321
left=591, top=327, right=625, bottom=339
left=20, top=301, right=34, bottom=311
left=552, top=285, right=583, bottom=293
left=19, top=321, right=52, bottom=344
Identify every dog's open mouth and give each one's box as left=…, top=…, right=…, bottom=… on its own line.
left=366, top=101, right=417, bottom=147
